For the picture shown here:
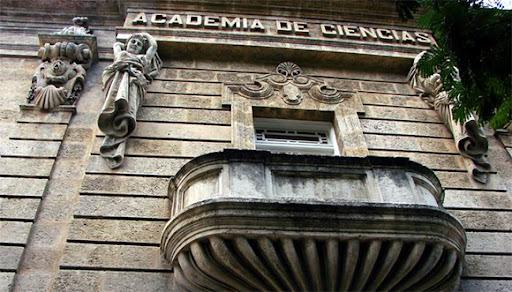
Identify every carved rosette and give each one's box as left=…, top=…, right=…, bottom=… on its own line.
left=161, top=150, right=466, bottom=292
left=238, top=62, right=353, bottom=105
left=27, top=17, right=95, bottom=111
left=408, top=51, right=491, bottom=184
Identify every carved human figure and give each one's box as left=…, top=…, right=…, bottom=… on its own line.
left=97, top=33, right=161, bottom=168
left=408, top=51, right=491, bottom=183
left=56, top=17, right=92, bottom=35
left=28, top=42, right=90, bottom=110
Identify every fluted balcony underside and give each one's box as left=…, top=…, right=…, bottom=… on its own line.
left=160, top=150, right=466, bottom=292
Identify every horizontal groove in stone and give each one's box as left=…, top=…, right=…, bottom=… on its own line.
left=75, top=196, right=170, bottom=219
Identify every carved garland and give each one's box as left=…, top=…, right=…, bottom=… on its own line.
left=238, top=62, right=353, bottom=105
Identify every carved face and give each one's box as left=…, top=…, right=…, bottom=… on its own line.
left=50, top=60, right=67, bottom=76
left=126, top=37, right=144, bottom=54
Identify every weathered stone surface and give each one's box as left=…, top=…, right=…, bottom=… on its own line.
left=360, top=81, right=397, bottom=93
left=444, top=190, right=512, bottom=209
left=0, top=246, right=24, bottom=270
left=99, top=122, right=231, bottom=141
left=138, top=107, right=230, bottom=125
left=150, top=80, right=221, bottom=95
left=360, top=119, right=452, bottom=138
left=363, top=105, right=441, bottom=123
left=9, top=123, right=67, bottom=140
left=460, top=280, right=512, bottom=292
left=10, top=271, right=55, bottom=292
left=92, top=137, right=229, bottom=158
left=80, top=174, right=168, bottom=196
left=0, top=157, right=54, bottom=177
left=466, top=232, right=512, bottom=253
left=0, top=177, right=47, bottom=197
left=75, top=196, right=170, bottom=219
left=16, top=110, right=72, bottom=124
left=86, top=155, right=188, bottom=177
left=69, top=219, right=166, bottom=244
left=450, top=210, right=512, bottom=231
left=0, top=221, right=32, bottom=244
left=436, top=172, right=506, bottom=191
left=0, top=272, right=15, bottom=292
left=62, top=243, right=171, bottom=270
left=53, top=270, right=174, bottom=292
left=365, top=134, right=458, bottom=153
left=0, top=198, right=40, bottom=219
left=0, top=140, right=61, bottom=157
left=360, top=93, right=431, bottom=108
left=464, top=255, right=512, bottom=277
left=369, top=150, right=466, bottom=170
left=144, top=93, right=223, bottom=108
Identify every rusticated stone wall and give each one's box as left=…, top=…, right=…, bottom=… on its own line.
left=0, top=2, right=511, bottom=292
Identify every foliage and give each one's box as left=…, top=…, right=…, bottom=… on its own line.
left=399, top=0, right=512, bottom=128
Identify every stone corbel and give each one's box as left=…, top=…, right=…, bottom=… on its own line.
left=408, top=51, right=491, bottom=184
left=23, top=17, right=97, bottom=112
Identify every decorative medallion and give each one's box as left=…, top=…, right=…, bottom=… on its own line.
left=239, top=62, right=353, bottom=105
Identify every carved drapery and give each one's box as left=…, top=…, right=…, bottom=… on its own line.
left=97, top=32, right=162, bottom=169
left=27, top=18, right=94, bottom=111
left=237, top=62, right=353, bottom=105
left=408, top=51, right=491, bottom=184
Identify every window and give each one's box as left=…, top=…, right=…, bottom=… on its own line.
left=254, top=118, right=339, bottom=155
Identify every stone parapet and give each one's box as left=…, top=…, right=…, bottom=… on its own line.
left=161, top=150, right=466, bottom=291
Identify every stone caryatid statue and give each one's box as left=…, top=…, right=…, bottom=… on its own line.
left=28, top=41, right=91, bottom=110
left=97, top=33, right=162, bottom=169
left=408, top=51, right=491, bottom=183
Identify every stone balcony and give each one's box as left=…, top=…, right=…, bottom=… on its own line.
left=161, top=150, right=466, bottom=291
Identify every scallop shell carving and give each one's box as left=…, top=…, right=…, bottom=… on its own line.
left=32, top=85, right=67, bottom=110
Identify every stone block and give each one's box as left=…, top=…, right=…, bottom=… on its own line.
left=0, top=221, right=32, bottom=244
left=0, top=177, right=47, bottom=197
left=0, top=198, right=40, bottom=219
left=68, top=219, right=165, bottom=244
left=368, top=150, right=466, bottom=171
left=460, top=280, right=512, bottom=292
left=138, top=107, right=230, bottom=125
left=75, top=196, right=170, bottom=219
left=0, top=157, right=54, bottom=177
left=444, top=190, right=512, bottom=209
left=150, top=80, right=221, bottom=95
left=80, top=174, right=168, bottom=196
left=466, top=232, right=512, bottom=253
left=62, top=127, right=94, bottom=142
left=92, top=137, right=229, bottom=159
left=86, top=155, right=188, bottom=177
left=144, top=93, right=223, bottom=108
left=99, top=122, right=231, bottom=141
left=17, top=246, right=61, bottom=270
left=54, top=270, right=174, bottom=292
left=436, top=172, right=506, bottom=191
left=58, top=142, right=89, bottom=159
left=450, top=210, right=512, bottom=231
left=464, top=255, right=512, bottom=277
left=16, top=110, right=72, bottom=124
left=0, top=272, right=14, bottom=292
left=360, top=119, right=452, bottom=138
left=0, top=246, right=24, bottom=270
left=10, top=271, right=55, bottom=292
left=363, top=105, right=441, bottom=123
left=365, top=134, right=457, bottom=153
left=0, top=140, right=61, bottom=158
left=360, top=81, right=396, bottom=93
left=361, top=92, right=431, bottom=108
left=27, top=221, right=67, bottom=248
left=9, top=123, right=67, bottom=140
left=61, top=243, right=171, bottom=270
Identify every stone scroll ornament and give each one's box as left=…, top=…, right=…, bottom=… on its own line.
left=408, top=51, right=491, bottom=183
left=238, top=62, right=353, bottom=105
left=27, top=18, right=93, bottom=111
left=97, top=33, right=162, bottom=169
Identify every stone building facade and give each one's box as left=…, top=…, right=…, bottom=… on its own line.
left=0, top=1, right=511, bottom=291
